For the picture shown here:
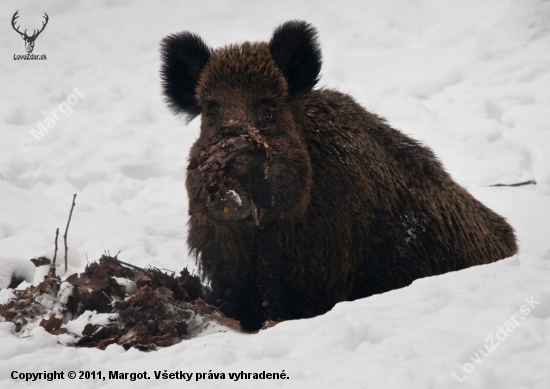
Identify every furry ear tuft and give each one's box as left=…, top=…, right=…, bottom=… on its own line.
left=160, top=32, right=211, bottom=121
left=268, top=20, right=322, bottom=93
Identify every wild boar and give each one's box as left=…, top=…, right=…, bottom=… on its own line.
left=160, top=20, right=517, bottom=331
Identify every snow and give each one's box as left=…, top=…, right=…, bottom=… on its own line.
left=1, top=0, right=549, bottom=388
left=113, top=277, right=137, bottom=294
left=0, top=257, right=35, bottom=289
left=0, top=289, right=17, bottom=305
left=30, top=326, right=59, bottom=348
left=66, top=311, right=118, bottom=337
left=226, top=190, right=242, bottom=206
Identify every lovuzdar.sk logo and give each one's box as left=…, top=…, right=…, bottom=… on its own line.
left=12, top=10, right=48, bottom=60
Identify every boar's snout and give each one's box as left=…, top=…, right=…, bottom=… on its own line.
left=187, top=123, right=272, bottom=224
left=218, top=124, right=249, bottom=137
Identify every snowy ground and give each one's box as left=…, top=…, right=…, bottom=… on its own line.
left=1, top=0, right=550, bottom=387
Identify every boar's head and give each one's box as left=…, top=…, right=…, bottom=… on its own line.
left=161, top=21, right=320, bottom=226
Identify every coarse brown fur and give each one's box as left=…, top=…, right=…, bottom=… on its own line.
left=160, top=21, right=518, bottom=331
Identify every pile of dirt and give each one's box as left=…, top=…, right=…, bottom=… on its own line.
left=0, top=255, right=240, bottom=351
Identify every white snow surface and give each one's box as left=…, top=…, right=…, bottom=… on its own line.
left=1, top=0, right=550, bottom=388
left=0, top=257, right=35, bottom=289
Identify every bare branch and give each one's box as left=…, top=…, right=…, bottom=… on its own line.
left=63, top=194, right=77, bottom=273
left=49, top=228, right=59, bottom=277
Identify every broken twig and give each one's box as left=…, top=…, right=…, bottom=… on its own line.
left=112, top=257, right=145, bottom=272
left=489, top=179, right=536, bottom=187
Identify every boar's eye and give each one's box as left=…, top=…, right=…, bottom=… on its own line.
left=262, top=107, right=275, bottom=123
left=207, top=113, right=218, bottom=125
left=255, top=98, right=276, bottom=124
left=204, top=100, right=220, bottom=125
left=257, top=99, right=276, bottom=124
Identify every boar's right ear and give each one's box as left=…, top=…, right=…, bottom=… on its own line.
left=160, top=32, right=211, bottom=121
left=268, top=20, right=322, bottom=94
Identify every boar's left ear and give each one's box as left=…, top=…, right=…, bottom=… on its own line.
left=160, top=32, right=211, bottom=121
left=268, top=20, right=322, bottom=93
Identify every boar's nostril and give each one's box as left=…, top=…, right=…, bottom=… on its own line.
left=219, top=125, right=248, bottom=136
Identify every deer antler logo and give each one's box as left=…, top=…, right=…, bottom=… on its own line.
left=11, top=11, right=49, bottom=54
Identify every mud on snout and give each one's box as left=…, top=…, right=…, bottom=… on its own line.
left=187, top=125, right=284, bottom=224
